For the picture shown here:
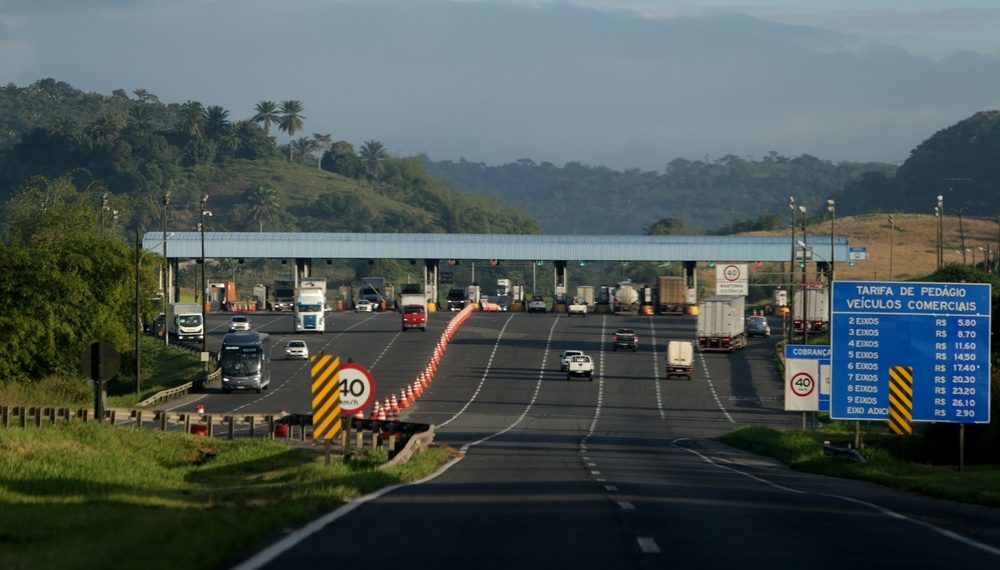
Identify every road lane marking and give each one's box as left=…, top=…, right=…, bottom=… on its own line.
left=647, top=316, right=665, bottom=420
left=637, top=537, right=660, bottom=554
left=618, top=501, right=634, bottom=510
left=697, top=351, right=735, bottom=423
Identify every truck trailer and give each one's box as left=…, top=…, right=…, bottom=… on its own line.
left=273, top=279, right=296, bottom=311
left=294, top=278, right=327, bottom=333
left=657, top=276, right=687, bottom=315
left=399, top=293, right=428, bottom=331
left=793, top=287, right=829, bottom=332
left=696, top=295, right=746, bottom=351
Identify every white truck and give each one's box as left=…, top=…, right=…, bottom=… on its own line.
left=567, top=297, right=588, bottom=317
left=696, top=295, right=747, bottom=352
left=295, top=278, right=327, bottom=333
left=166, top=302, right=204, bottom=341
left=793, top=287, right=829, bottom=332
left=665, top=340, right=694, bottom=379
left=399, top=293, right=428, bottom=332
left=565, top=354, right=594, bottom=381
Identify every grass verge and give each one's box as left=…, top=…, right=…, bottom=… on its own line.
left=721, top=425, right=1000, bottom=507
left=0, top=423, right=455, bottom=570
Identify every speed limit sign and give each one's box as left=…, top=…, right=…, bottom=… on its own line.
left=723, top=264, right=742, bottom=282
left=789, top=372, right=815, bottom=397
left=336, top=362, right=376, bottom=413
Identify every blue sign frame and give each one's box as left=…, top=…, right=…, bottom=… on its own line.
left=831, top=281, right=991, bottom=423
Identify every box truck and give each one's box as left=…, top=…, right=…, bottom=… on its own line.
left=657, top=276, right=687, bottom=315
left=793, top=287, right=829, bottom=332
left=696, top=295, right=746, bottom=351
left=399, top=293, right=428, bottom=332
left=166, top=302, right=204, bottom=341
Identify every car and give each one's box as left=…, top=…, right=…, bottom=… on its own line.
left=284, top=339, right=309, bottom=360
left=613, top=328, right=638, bottom=352
left=527, top=296, right=547, bottom=313
left=228, top=314, right=250, bottom=332
left=354, top=299, right=374, bottom=312
left=746, top=316, right=771, bottom=338
left=559, top=350, right=585, bottom=371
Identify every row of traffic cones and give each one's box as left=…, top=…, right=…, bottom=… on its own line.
left=357, top=303, right=476, bottom=420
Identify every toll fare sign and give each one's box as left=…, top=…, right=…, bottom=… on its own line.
left=831, top=281, right=991, bottom=423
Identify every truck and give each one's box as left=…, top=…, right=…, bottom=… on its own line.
left=565, top=354, right=594, bottom=381
left=696, top=295, right=746, bottom=351
left=294, top=278, right=327, bottom=333
left=567, top=297, right=588, bottom=317
left=612, top=281, right=640, bottom=314
left=665, top=340, right=695, bottom=379
left=793, top=287, right=829, bottom=332
left=360, top=277, right=387, bottom=310
left=399, top=293, right=428, bottom=332
left=166, top=302, right=204, bottom=341
left=575, top=286, right=594, bottom=308
left=446, top=288, right=467, bottom=311
left=496, top=278, right=512, bottom=311
left=273, top=279, right=296, bottom=311
left=657, top=276, right=687, bottom=315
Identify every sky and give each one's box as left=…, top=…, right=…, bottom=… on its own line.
left=2, top=0, right=1000, bottom=171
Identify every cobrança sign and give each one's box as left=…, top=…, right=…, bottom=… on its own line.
left=784, top=345, right=830, bottom=412
left=831, top=281, right=991, bottom=423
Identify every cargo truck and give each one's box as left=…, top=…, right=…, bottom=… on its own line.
left=360, top=277, right=387, bottom=310
left=612, top=280, right=640, bottom=314
left=446, top=288, right=467, bottom=311
left=696, top=295, right=746, bottom=351
left=793, top=287, right=829, bottom=332
left=166, top=302, right=204, bottom=341
left=399, top=293, right=428, bottom=332
left=273, top=279, right=296, bottom=311
left=657, top=276, right=687, bottom=315
left=294, top=278, right=327, bottom=333
left=575, top=286, right=594, bottom=308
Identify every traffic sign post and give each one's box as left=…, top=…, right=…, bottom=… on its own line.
left=715, top=263, right=748, bottom=295
left=336, top=362, right=376, bottom=414
left=784, top=345, right=830, bottom=413
left=831, top=281, right=991, bottom=424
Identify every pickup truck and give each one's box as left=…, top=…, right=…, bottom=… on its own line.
left=565, top=354, right=594, bottom=381
left=612, top=328, right=638, bottom=352
left=567, top=299, right=587, bottom=317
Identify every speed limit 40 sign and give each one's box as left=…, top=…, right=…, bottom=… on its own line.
left=336, top=361, right=376, bottom=413
left=715, top=264, right=748, bottom=295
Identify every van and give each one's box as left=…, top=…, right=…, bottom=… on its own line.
left=666, top=340, right=694, bottom=379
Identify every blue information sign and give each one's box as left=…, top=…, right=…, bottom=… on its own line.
left=831, top=281, right=991, bottom=423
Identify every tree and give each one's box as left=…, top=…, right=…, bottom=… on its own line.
left=128, top=103, right=154, bottom=132
left=312, top=133, right=332, bottom=169
left=176, top=100, right=204, bottom=138
left=290, top=137, right=318, bottom=164
left=203, top=105, right=230, bottom=140
left=253, top=100, right=279, bottom=135
left=360, top=139, right=387, bottom=181
left=246, top=184, right=281, bottom=232
left=644, top=217, right=685, bottom=235
left=278, top=100, right=305, bottom=159
left=322, top=140, right=363, bottom=178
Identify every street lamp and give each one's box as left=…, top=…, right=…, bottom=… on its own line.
left=199, top=194, right=212, bottom=356
left=162, top=190, right=171, bottom=347
left=799, top=205, right=808, bottom=344
left=136, top=229, right=173, bottom=395
left=888, top=214, right=896, bottom=281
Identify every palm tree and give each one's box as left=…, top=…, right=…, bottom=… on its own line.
left=128, top=103, right=154, bottom=132
left=360, top=140, right=388, bottom=181
left=291, top=137, right=318, bottom=164
left=88, top=113, right=124, bottom=144
left=246, top=184, right=280, bottom=232
left=203, top=105, right=230, bottom=140
left=312, top=133, right=332, bottom=169
left=278, top=100, right=305, bottom=159
left=176, top=100, right=204, bottom=138
left=221, top=121, right=245, bottom=158
left=253, top=101, right=279, bottom=135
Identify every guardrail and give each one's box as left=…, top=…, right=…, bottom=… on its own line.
left=0, top=405, right=433, bottom=467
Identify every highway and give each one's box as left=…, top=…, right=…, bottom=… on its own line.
left=173, top=310, right=1000, bottom=569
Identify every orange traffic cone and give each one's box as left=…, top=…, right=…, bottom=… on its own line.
left=399, top=387, right=410, bottom=408
left=369, top=402, right=380, bottom=421
left=407, top=383, right=416, bottom=401
left=377, top=404, right=387, bottom=421
left=196, top=403, right=205, bottom=414
left=389, top=394, right=399, bottom=413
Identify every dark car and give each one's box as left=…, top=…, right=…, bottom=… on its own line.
left=746, top=316, right=771, bottom=338
left=612, top=328, right=638, bottom=352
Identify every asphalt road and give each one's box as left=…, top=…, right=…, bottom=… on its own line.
left=178, top=310, right=1000, bottom=569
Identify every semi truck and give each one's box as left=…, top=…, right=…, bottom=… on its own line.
left=273, top=279, right=296, bottom=311
left=446, top=288, right=467, bottom=311
left=793, top=287, right=829, bottom=332
left=166, top=302, right=204, bottom=341
left=575, top=285, right=594, bottom=308
left=294, top=278, right=327, bottom=333
left=399, top=293, right=428, bottom=332
left=657, top=276, right=687, bottom=315
left=612, top=280, right=640, bottom=314
left=360, top=277, right=387, bottom=310
left=696, top=295, right=746, bottom=351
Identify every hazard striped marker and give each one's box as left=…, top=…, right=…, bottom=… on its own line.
left=888, top=365, right=913, bottom=436
left=311, top=354, right=342, bottom=441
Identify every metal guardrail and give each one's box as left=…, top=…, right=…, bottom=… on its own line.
left=0, top=405, right=434, bottom=466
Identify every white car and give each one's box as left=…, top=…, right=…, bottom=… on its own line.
left=527, top=296, right=547, bottom=313
left=284, top=339, right=309, bottom=360
left=354, top=299, right=374, bottom=312
left=559, top=349, right=585, bottom=371
left=228, top=314, right=250, bottom=332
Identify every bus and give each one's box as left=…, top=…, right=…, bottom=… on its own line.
left=219, top=331, right=271, bottom=393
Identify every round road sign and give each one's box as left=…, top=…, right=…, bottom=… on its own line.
left=789, top=372, right=815, bottom=397
left=723, top=264, right=742, bottom=282
left=337, top=362, right=376, bottom=413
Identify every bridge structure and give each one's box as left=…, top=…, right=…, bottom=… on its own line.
left=144, top=231, right=852, bottom=307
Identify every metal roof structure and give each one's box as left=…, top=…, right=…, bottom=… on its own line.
left=143, top=232, right=851, bottom=263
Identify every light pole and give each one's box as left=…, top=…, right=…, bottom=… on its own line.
left=199, top=194, right=212, bottom=356
left=888, top=214, right=896, bottom=281
left=162, top=190, right=171, bottom=347
left=799, top=205, right=808, bottom=344
left=827, top=199, right=835, bottom=338
left=936, top=195, right=944, bottom=270
left=136, top=229, right=173, bottom=395
left=788, top=196, right=797, bottom=342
